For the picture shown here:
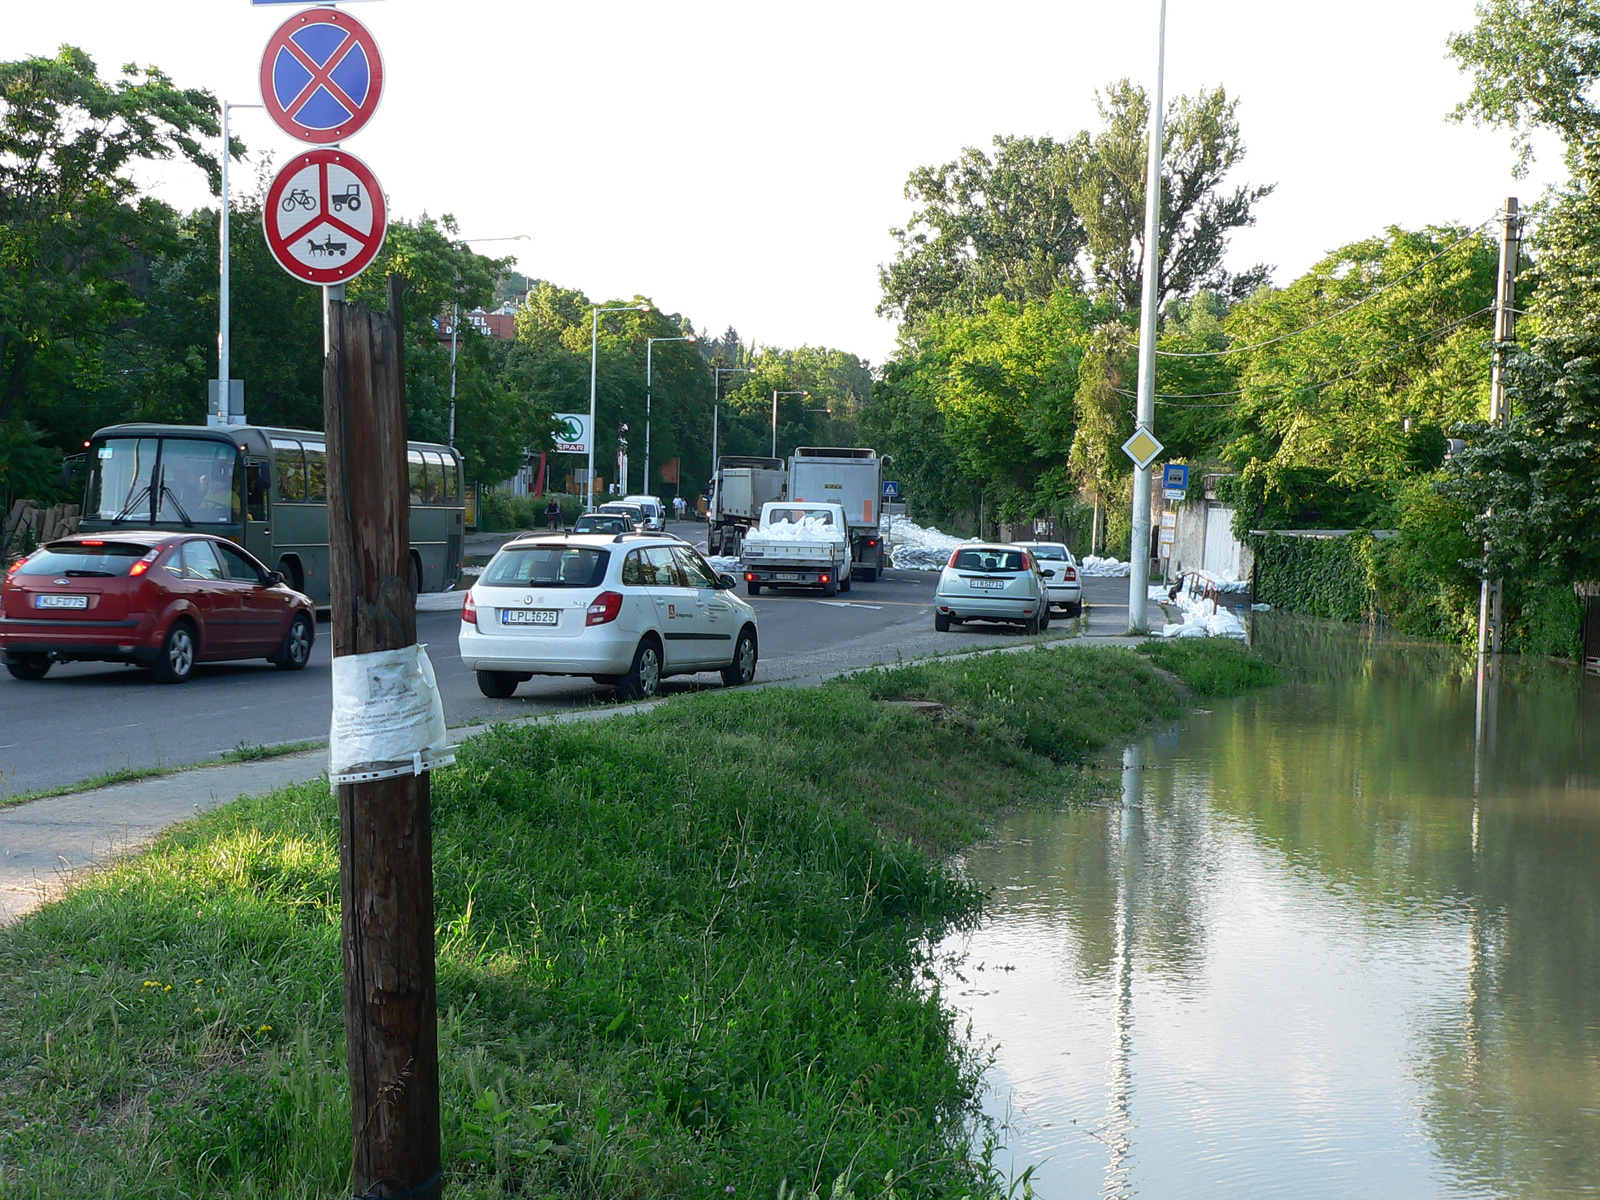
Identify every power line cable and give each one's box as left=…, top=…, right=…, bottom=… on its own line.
left=1117, top=307, right=1495, bottom=407
left=1153, top=220, right=1497, bottom=360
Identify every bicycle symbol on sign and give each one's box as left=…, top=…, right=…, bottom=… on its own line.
left=281, top=187, right=316, bottom=212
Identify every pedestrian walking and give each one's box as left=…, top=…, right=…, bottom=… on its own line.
left=544, top=497, right=562, bottom=530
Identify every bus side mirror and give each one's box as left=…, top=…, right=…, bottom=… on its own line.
left=61, top=454, right=84, bottom=491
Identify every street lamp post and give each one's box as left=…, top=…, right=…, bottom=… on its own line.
left=645, top=335, right=696, bottom=495
left=213, top=101, right=263, bottom=428
left=771, top=390, right=808, bottom=457
left=589, top=303, right=651, bottom=510
left=1127, top=0, right=1168, bottom=633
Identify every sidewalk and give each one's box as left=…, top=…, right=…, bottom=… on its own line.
left=0, top=635, right=1146, bottom=925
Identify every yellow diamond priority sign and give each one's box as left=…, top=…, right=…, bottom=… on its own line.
left=1121, top=427, right=1165, bottom=470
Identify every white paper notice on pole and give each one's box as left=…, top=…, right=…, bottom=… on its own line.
left=328, top=643, right=455, bottom=787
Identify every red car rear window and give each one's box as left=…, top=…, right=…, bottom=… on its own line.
left=13, top=543, right=154, bottom=577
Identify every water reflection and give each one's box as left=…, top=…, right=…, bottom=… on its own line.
left=945, top=615, right=1600, bottom=1199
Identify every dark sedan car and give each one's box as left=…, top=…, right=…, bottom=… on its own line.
left=1, top=532, right=315, bottom=683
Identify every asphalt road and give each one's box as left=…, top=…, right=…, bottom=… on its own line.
left=0, top=522, right=1137, bottom=797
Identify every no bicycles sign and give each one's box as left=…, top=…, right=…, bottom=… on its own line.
left=262, top=149, right=388, bottom=284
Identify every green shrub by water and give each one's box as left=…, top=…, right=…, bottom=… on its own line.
left=478, top=490, right=586, bottom=532
left=0, top=648, right=1223, bottom=1199
left=1136, top=638, right=1282, bottom=697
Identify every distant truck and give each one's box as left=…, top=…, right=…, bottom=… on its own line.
left=739, top=502, right=851, bottom=596
left=708, top=456, right=787, bottom=557
left=788, top=447, right=889, bottom=581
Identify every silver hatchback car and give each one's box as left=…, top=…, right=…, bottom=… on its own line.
left=934, top=544, right=1050, bottom=633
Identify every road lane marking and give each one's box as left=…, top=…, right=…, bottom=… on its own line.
left=817, top=601, right=883, bottom=610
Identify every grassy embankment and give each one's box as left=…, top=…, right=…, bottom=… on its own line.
left=0, top=641, right=1275, bottom=1199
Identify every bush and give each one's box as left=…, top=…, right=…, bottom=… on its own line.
left=1249, top=531, right=1373, bottom=621
left=1136, top=638, right=1281, bottom=696
left=1509, top=583, right=1583, bottom=659
left=477, top=489, right=584, bottom=531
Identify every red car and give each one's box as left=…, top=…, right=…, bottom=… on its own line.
left=1, top=532, right=315, bottom=683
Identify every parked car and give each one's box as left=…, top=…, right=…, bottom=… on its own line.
left=458, top=532, right=759, bottom=700
left=1, top=532, right=316, bottom=683
left=1013, top=541, right=1083, bottom=616
left=596, top=502, right=648, bottom=531
left=621, top=494, right=667, bottom=531
left=571, top=513, right=633, bottom=535
left=933, top=544, right=1049, bottom=634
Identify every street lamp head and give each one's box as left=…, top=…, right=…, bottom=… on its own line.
left=686, top=335, right=698, bottom=344
left=639, top=305, right=652, bottom=313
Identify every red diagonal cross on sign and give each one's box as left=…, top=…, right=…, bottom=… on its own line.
left=280, top=30, right=363, bottom=124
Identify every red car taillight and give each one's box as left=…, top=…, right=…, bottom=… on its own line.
left=462, top=592, right=477, bottom=625
left=128, top=548, right=161, bottom=577
left=1062, top=566, right=1077, bottom=582
left=947, top=549, right=962, bottom=568
left=586, top=590, right=623, bottom=626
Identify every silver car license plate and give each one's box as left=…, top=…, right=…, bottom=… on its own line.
left=502, top=609, right=558, bottom=626
left=970, top=578, right=1005, bottom=590
left=776, top=572, right=801, bottom=580
left=36, top=594, right=89, bottom=609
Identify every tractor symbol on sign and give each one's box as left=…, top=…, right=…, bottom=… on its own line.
left=330, top=184, right=363, bottom=213
left=306, top=235, right=350, bottom=258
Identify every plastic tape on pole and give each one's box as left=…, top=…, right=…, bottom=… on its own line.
left=328, top=644, right=455, bottom=788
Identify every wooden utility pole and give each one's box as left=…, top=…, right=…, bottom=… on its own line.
left=1477, top=198, right=1520, bottom=662
left=324, top=275, right=443, bottom=1200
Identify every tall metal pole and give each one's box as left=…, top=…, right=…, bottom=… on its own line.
left=588, top=307, right=600, bottom=511
left=1477, top=197, right=1520, bottom=661
left=448, top=302, right=459, bottom=448
left=1127, top=0, right=1168, bottom=633
left=772, top=389, right=778, bottom=457
left=645, top=340, right=654, bottom=497
left=218, top=101, right=231, bottom=426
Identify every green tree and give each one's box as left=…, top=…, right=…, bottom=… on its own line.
left=1065, top=80, right=1274, bottom=314
left=0, top=45, right=219, bottom=494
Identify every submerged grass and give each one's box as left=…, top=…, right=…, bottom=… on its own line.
left=0, top=644, right=1267, bottom=1198
left=1135, top=637, right=1283, bottom=697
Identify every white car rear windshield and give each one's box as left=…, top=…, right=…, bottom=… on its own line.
left=1028, top=544, right=1071, bottom=561
left=953, top=549, right=1026, bottom=572
left=484, top=546, right=610, bottom=588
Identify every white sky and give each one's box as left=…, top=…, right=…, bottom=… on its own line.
left=8, top=1, right=1565, bottom=365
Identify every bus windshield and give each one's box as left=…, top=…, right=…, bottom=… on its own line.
left=88, top=437, right=239, bottom=525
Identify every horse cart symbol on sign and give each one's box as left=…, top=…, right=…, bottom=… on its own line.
left=330, top=184, right=362, bottom=213
left=306, top=235, right=350, bottom=258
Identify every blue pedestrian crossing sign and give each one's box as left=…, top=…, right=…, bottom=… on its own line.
left=882, top=480, right=901, bottom=500
left=259, top=8, right=385, bottom=144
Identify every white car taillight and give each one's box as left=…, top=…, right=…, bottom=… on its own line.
left=462, top=592, right=478, bottom=625
left=587, top=591, right=623, bottom=626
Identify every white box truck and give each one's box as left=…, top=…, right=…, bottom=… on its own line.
left=708, top=456, right=787, bottom=556
left=788, top=447, right=889, bottom=581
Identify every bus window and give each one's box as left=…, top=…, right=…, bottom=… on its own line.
left=443, top=453, right=460, bottom=502
left=87, top=438, right=158, bottom=522
left=303, top=443, right=327, bottom=503
left=423, top=451, right=446, bottom=504
left=159, top=439, right=238, bottom=524
left=408, top=450, right=426, bottom=504
left=273, top=439, right=306, bottom=501
left=245, top=460, right=269, bottom=521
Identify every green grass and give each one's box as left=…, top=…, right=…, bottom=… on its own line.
left=0, top=741, right=326, bottom=809
left=1135, top=637, right=1282, bottom=696
left=0, top=647, right=1254, bottom=1198
left=219, top=738, right=322, bottom=763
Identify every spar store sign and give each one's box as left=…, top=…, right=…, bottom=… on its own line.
left=553, top=414, right=590, bottom=454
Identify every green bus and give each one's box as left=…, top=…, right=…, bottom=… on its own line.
left=72, top=424, right=465, bottom=605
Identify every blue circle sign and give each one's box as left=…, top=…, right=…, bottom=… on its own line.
left=259, top=8, right=384, bottom=144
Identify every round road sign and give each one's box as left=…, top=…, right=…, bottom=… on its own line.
left=263, top=150, right=388, bottom=285
left=260, top=8, right=384, bottom=144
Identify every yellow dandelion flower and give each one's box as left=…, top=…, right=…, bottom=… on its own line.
left=163, top=985, right=171, bottom=992
left=257, top=1024, right=272, bottom=1033
left=142, top=980, right=157, bottom=988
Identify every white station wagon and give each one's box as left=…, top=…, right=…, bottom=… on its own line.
left=459, top=532, right=758, bottom=700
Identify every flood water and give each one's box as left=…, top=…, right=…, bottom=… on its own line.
left=944, top=616, right=1600, bottom=1199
